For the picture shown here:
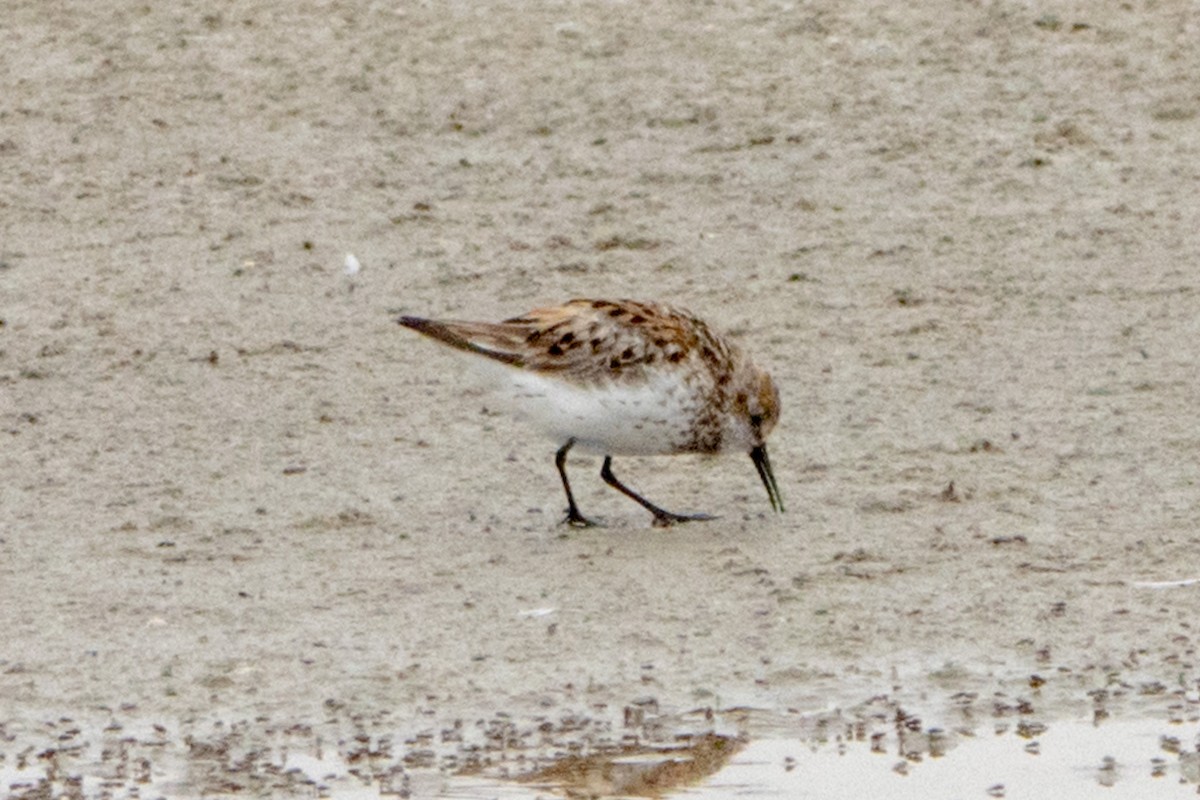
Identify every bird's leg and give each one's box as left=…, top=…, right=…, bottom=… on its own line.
left=556, top=440, right=600, bottom=527
left=599, top=457, right=717, bottom=527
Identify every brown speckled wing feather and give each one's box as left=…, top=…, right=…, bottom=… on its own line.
left=401, top=299, right=736, bottom=384
left=503, top=298, right=724, bottom=380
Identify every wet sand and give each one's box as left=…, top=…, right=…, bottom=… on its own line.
left=2, top=0, right=1199, bottom=796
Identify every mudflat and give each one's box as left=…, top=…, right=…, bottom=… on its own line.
left=2, top=1, right=1197, bottom=796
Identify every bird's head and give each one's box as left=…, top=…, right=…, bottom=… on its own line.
left=728, top=365, right=783, bottom=513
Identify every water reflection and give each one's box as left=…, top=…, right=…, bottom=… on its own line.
left=1, top=704, right=1196, bottom=799
left=691, top=718, right=1200, bottom=800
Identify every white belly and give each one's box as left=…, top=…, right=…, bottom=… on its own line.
left=480, top=365, right=700, bottom=456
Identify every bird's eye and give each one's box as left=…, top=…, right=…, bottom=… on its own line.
left=749, top=413, right=764, bottom=430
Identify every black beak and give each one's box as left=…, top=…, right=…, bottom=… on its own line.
left=750, top=444, right=783, bottom=513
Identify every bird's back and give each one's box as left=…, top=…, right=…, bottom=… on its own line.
left=400, top=298, right=759, bottom=455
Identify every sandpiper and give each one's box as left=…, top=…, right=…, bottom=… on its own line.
left=399, top=298, right=782, bottom=526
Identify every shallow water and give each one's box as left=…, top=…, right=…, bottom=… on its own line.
left=688, top=719, right=1200, bottom=799
left=3, top=708, right=1196, bottom=799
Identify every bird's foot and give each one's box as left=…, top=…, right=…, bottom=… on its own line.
left=564, top=509, right=603, bottom=528
left=651, top=511, right=718, bottom=528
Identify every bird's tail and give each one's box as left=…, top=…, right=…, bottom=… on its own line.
left=398, top=316, right=526, bottom=366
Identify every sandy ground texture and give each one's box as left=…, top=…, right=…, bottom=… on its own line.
left=2, top=0, right=1200, bottom=796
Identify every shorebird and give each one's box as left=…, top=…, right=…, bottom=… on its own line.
left=398, top=298, right=782, bottom=527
